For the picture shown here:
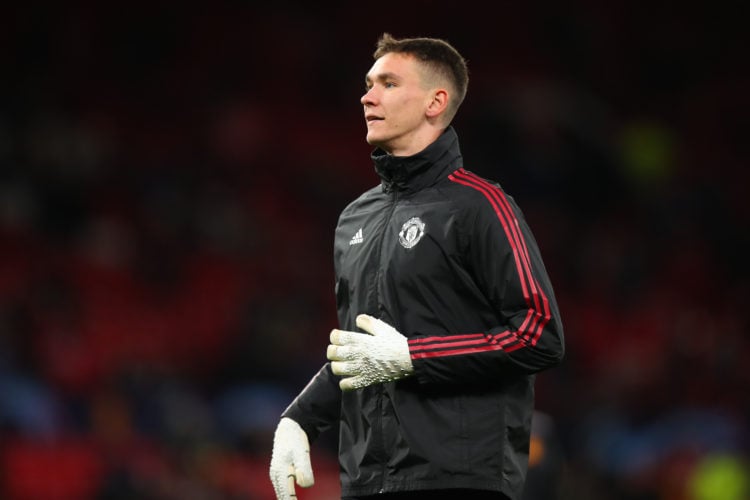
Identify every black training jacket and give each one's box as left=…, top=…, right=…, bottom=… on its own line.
left=283, top=127, right=565, bottom=499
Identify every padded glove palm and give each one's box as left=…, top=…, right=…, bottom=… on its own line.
left=269, top=417, right=314, bottom=499
left=327, top=314, right=414, bottom=391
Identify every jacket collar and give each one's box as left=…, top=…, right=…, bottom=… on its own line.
left=372, top=127, right=463, bottom=194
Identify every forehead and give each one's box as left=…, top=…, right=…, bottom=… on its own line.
left=366, top=52, right=422, bottom=81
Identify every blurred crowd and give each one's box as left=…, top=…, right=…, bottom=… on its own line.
left=1, top=2, right=748, bottom=499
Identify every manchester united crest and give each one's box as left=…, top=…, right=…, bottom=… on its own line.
left=398, top=217, right=426, bottom=249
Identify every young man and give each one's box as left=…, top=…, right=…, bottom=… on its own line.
left=269, top=33, right=565, bottom=500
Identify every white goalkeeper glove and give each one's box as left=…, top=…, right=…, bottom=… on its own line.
left=269, top=417, right=314, bottom=500
left=327, top=314, right=414, bottom=391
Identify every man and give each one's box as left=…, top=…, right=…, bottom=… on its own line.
left=269, top=33, right=565, bottom=500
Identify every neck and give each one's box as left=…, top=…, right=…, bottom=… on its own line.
left=383, top=125, right=445, bottom=157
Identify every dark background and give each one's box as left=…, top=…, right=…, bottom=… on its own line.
left=1, top=1, right=748, bottom=498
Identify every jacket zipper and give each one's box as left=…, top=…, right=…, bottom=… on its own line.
left=375, top=188, right=398, bottom=493
left=375, top=188, right=398, bottom=324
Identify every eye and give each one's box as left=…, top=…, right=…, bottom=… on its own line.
left=384, top=81, right=396, bottom=88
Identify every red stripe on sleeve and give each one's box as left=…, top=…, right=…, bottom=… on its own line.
left=463, top=170, right=552, bottom=345
left=408, top=333, right=485, bottom=345
left=452, top=169, right=550, bottom=343
left=447, top=168, right=552, bottom=347
left=410, top=336, right=525, bottom=359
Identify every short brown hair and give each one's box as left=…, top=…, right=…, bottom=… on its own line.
left=373, top=33, right=469, bottom=124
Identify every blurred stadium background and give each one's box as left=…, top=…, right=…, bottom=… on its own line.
left=1, top=2, right=748, bottom=499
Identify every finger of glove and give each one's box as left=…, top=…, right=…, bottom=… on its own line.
left=330, top=329, right=370, bottom=346
left=356, top=314, right=397, bottom=337
left=270, top=464, right=293, bottom=500
left=355, top=314, right=379, bottom=335
left=326, top=344, right=354, bottom=361
left=331, top=360, right=359, bottom=376
left=287, top=466, right=297, bottom=499
left=291, top=448, right=314, bottom=488
left=339, top=375, right=366, bottom=391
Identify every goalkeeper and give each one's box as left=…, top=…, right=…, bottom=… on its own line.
left=270, top=33, right=565, bottom=500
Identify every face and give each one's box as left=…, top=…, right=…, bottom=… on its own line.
left=361, top=52, right=435, bottom=156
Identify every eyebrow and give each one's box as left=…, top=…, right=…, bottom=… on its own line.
left=365, top=71, right=402, bottom=85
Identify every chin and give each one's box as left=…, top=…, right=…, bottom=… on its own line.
left=366, top=131, right=393, bottom=147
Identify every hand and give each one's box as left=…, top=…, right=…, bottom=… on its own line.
left=269, top=417, right=314, bottom=499
left=327, top=314, right=414, bottom=391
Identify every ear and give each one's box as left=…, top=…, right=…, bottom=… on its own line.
left=425, top=88, right=449, bottom=120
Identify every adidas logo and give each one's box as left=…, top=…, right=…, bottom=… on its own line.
left=349, top=228, right=364, bottom=245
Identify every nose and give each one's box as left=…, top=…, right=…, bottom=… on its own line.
left=361, top=87, right=376, bottom=106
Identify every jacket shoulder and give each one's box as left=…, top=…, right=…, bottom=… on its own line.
left=439, top=169, right=529, bottom=231
left=441, top=169, right=506, bottom=207
left=339, top=184, right=385, bottom=218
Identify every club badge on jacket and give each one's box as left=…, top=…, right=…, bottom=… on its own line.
left=399, top=217, right=426, bottom=249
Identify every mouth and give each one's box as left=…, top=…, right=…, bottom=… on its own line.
left=365, top=115, right=384, bottom=123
